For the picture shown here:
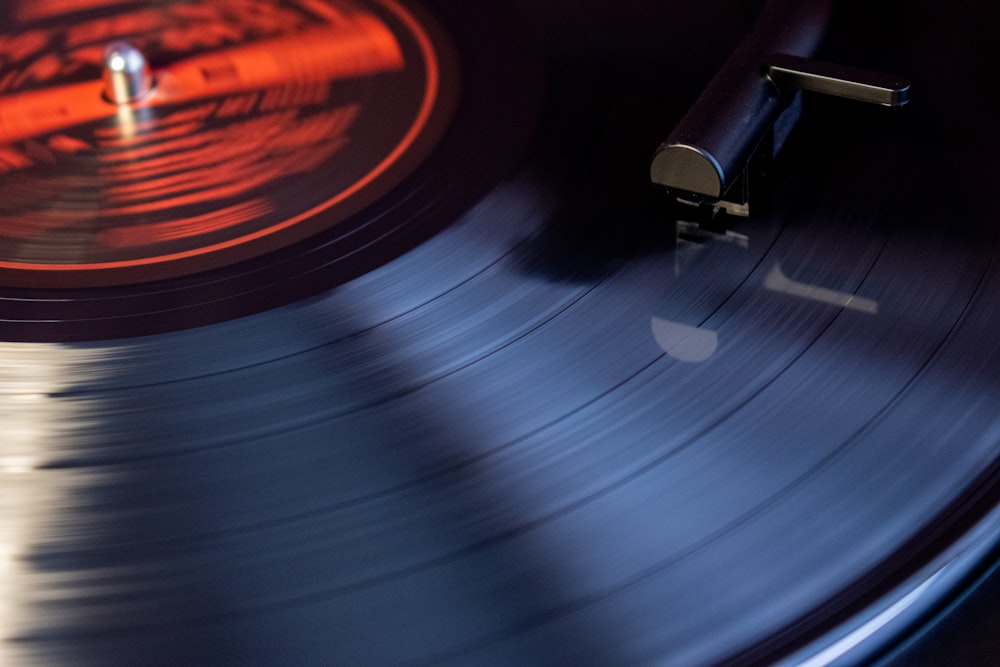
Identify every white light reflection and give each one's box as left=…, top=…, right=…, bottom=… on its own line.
left=764, top=263, right=879, bottom=315
left=794, top=573, right=940, bottom=667
left=651, top=317, right=718, bottom=362
left=116, top=104, right=138, bottom=139
left=114, top=98, right=154, bottom=142
left=0, top=342, right=109, bottom=661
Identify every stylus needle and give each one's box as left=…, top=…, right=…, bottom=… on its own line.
left=0, top=14, right=403, bottom=145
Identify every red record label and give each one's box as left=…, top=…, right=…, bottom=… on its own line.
left=0, top=0, right=456, bottom=287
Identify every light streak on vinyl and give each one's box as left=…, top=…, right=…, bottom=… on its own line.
left=1, top=1, right=1000, bottom=666
left=764, top=262, right=879, bottom=315
left=0, top=344, right=110, bottom=661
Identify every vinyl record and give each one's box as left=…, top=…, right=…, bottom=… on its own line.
left=2, top=0, right=1000, bottom=665
left=0, top=0, right=537, bottom=340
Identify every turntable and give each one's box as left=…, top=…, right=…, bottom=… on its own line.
left=1, top=0, right=999, bottom=665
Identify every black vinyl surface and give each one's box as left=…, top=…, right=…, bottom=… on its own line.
left=2, top=0, right=1000, bottom=665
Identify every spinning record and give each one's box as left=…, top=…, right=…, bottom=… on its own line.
left=0, top=0, right=532, bottom=339
left=2, top=0, right=1000, bottom=666
left=0, top=0, right=454, bottom=287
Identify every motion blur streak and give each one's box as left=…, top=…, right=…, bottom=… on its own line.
left=0, top=344, right=111, bottom=665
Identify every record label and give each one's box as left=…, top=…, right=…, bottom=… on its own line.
left=0, top=0, right=456, bottom=287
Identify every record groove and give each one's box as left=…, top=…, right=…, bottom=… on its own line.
left=3, top=0, right=1000, bottom=666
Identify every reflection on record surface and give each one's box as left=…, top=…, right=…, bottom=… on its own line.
left=2, top=0, right=1000, bottom=665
